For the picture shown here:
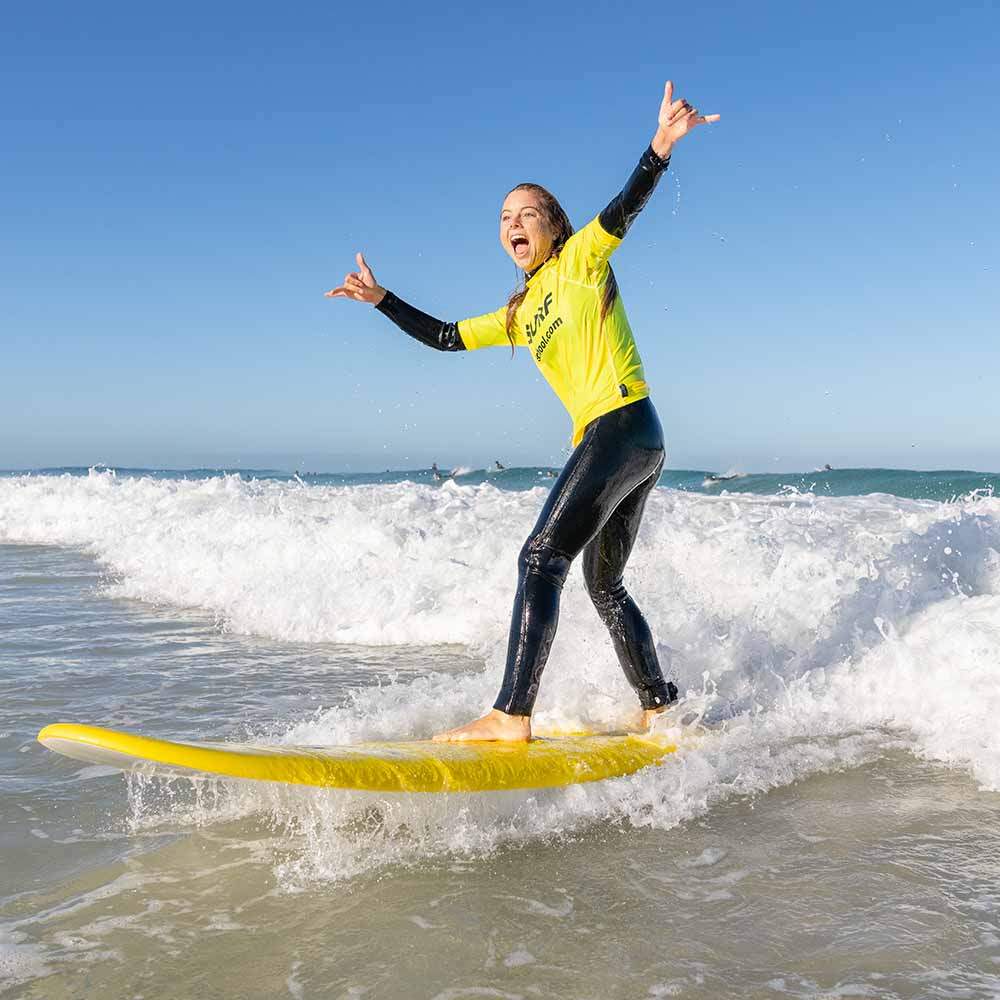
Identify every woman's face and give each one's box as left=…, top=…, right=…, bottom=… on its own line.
left=500, top=189, right=554, bottom=272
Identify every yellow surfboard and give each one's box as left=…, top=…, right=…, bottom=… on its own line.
left=38, top=723, right=677, bottom=793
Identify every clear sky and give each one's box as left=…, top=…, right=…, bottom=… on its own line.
left=2, top=0, right=997, bottom=473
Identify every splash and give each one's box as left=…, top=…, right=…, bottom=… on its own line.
left=4, top=470, right=999, bottom=882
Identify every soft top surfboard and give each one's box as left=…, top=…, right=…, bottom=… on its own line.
left=38, top=723, right=677, bottom=793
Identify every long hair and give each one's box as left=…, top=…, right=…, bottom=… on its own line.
left=503, top=183, right=618, bottom=352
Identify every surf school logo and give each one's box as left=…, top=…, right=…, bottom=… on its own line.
left=524, top=292, right=563, bottom=361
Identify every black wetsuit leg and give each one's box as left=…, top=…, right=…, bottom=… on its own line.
left=582, top=458, right=676, bottom=709
left=493, top=397, right=677, bottom=716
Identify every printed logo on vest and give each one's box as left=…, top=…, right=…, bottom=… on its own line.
left=524, top=292, right=564, bottom=361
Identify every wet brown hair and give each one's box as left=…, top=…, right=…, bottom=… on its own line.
left=502, top=183, right=619, bottom=351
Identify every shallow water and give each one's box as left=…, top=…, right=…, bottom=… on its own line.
left=8, top=758, right=1000, bottom=998
left=2, top=473, right=1000, bottom=997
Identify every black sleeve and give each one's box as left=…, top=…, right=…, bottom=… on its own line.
left=374, top=290, right=466, bottom=352
left=597, top=145, right=671, bottom=240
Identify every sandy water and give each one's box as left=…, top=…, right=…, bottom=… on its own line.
left=2, top=472, right=1000, bottom=997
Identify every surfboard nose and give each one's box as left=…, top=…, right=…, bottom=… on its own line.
left=38, top=724, right=138, bottom=767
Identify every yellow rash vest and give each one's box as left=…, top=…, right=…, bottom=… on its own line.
left=457, top=216, right=649, bottom=447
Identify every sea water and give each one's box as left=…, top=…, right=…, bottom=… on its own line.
left=1, top=467, right=999, bottom=998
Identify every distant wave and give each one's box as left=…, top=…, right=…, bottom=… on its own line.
left=7, top=464, right=996, bottom=501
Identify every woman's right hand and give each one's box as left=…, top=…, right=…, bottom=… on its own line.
left=325, top=252, right=386, bottom=306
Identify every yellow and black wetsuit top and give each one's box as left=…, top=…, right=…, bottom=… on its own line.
left=376, top=145, right=670, bottom=446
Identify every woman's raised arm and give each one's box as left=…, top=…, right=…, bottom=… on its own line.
left=325, top=252, right=465, bottom=352
left=599, top=80, right=720, bottom=239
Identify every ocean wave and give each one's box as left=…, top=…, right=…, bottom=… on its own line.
left=4, top=469, right=1000, bottom=881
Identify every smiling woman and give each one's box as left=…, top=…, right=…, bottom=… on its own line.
left=326, top=80, right=719, bottom=742
left=498, top=185, right=577, bottom=349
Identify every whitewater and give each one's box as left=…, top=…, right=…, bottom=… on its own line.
left=2, top=469, right=999, bottom=998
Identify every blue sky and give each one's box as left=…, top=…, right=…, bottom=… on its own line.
left=2, top=0, right=997, bottom=473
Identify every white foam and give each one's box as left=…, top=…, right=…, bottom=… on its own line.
left=0, top=471, right=527, bottom=646
left=4, top=471, right=1000, bottom=881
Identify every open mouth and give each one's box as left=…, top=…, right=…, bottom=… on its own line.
left=510, top=234, right=530, bottom=260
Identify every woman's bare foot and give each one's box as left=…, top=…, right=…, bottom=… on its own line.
left=641, top=706, right=667, bottom=731
left=433, top=709, right=532, bottom=743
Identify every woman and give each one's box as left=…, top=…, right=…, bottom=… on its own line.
left=327, top=81, right=719, bottom=742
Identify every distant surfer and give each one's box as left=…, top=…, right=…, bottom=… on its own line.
left=703, top=471, right=740, bottom=487
left=493, top=460, right=505, bottom=472
left=327, top=80, right=719, bottom=741
left=431, top=462, right=446, bottom=481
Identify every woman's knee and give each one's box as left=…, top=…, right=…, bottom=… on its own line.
left=518, top=535, right=572, bottom=588
left=583, top=564, right=627, bottom=619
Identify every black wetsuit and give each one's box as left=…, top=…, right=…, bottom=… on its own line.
left=375, top=145, right=679, bottom=716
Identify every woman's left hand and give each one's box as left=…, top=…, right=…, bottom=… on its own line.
left=651, top=80, right=720, bottom=159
